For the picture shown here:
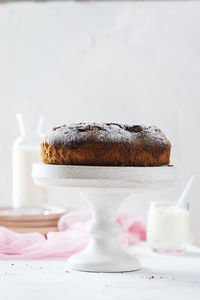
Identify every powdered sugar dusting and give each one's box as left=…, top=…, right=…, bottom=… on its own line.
left=43, top=122, right=169, bottom=149
left=142, top=125, right=169, bottom=143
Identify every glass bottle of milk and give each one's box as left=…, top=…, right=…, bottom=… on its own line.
left=12, top=114, right=46, bottom=209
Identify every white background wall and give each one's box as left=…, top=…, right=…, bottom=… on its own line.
left=0, top=1, right=200, bottom=243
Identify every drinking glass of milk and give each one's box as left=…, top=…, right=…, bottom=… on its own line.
left=147, top=201, right=190, bottom=253
left=12, top=114, right=47, bottom=209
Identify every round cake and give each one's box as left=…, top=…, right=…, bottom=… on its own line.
left=41, top=122, right=171, bottom=166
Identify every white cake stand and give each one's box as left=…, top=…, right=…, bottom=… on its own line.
left=32, top=163, right=176, bottom=273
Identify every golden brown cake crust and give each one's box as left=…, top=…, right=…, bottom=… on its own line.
left=41, top=123, right=171, bottom=166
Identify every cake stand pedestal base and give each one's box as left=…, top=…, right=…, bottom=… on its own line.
left=68, top=192, right=140, bottom=272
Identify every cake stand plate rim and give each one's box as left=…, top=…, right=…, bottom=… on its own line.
left=32, top=163, right=176, bottom=177
left=32, top=163, right=176, bottom=191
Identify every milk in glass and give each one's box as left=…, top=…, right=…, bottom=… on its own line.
left=147, top=202, right=190, bottom=252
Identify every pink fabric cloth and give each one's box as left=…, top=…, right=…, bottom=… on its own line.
left=0, top=211, right=146, bottom=259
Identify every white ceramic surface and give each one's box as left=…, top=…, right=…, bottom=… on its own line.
left=32, top=164, right=176, bottom=272
left=1, top=243, right=200, bottom=300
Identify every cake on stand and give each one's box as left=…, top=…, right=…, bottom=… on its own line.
left=32, top=163, right=176, bottom=273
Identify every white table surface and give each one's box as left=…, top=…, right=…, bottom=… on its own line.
left=0, top=243, right=200, bottom=300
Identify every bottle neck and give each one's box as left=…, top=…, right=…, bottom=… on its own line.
left=16, top=113, right=45, bottom=146
left=16, top=114, right=45, bottom=139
